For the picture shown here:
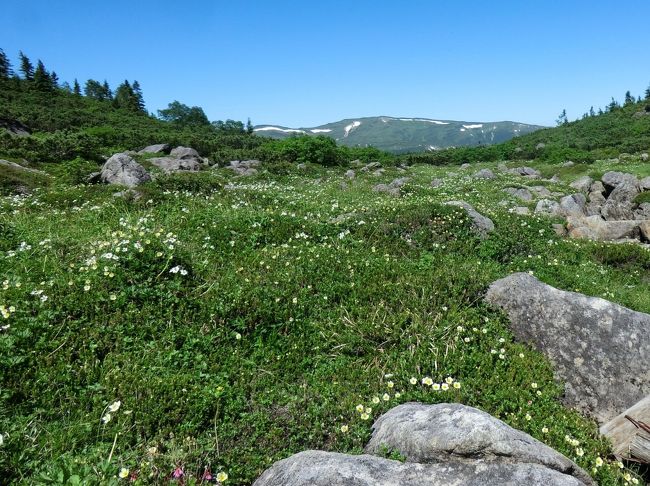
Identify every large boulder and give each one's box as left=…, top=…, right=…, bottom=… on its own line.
left=100, top=153, right=151, bottom=187
left=569, top=176, right=593, bottom=193
left=485, top=273, right=650, bottom=424
left=559, top=194, right=586, bottom=217
left=365, top=403, right=592, bottom=485
left=600, top=181, right=640, bottom=221
left=253, top=450, right=589, bottom=486
left=566, top=216, right=641, bottom=241
left=226, top=160, right=261, bottom=176
left=601, top=171, right=638, bottom=194
left=138, top=143, right=170, bottom=155
left=445, top=201, right=494, bottom=237
left=170, top=146, right=200, bottom=159
left=149, top=156, right=201, bottom=173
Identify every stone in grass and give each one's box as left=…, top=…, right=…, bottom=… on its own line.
left=486, top=272, right=650, bottom=424
left=473, top=168, right=496, bottom=179
left=253, top=451, right=590, bottom=486
left=444, top=201, right=494, bottom=237
left=365, top=403, right=593, bottom=485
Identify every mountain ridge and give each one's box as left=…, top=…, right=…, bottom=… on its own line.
left=254, top=116, right=545, bottom=154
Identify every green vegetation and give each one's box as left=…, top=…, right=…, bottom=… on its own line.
left=1, top=48, right=649, bottom=485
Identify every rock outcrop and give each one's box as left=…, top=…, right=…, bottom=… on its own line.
left=254, top=402, right=592, bottom=486
left=445, top=201, right=494, bottom=237
left=138, top=143, right=170, bottom=155
left=100, top=153, right=151, bottom=187
left=485, top=273, right=650, bottom=425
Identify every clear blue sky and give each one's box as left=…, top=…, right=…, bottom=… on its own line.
left=3, top=1, right=649, bottom=127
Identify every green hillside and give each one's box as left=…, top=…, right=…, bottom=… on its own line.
left=254, top=116, right=544, bottom=153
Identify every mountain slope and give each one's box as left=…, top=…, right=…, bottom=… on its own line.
left=254, top=116, right=544, bottom=153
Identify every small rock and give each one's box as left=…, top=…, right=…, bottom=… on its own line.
left=530, top=185, right=552, bottom=197
left=552, top=223, right=567, bottom=236
left=513, top=206, right=530, bottom=215
left=150, top=156, right=201, bottom=173
left=460, top=163, right=471, bottom=170
left=566, top=216, right=640, bottom=241
left=345, top=169, right=355, bottom=179
left=536, top=142, right=546, bottom=150
left=503, top=187, right=533, bottom=201
left=445, top=201, right=494, bottom=237
left=535, top=199, right=561, bottom=216
left=562, top=161, right=575, bottom=167
left=473, top=168, right=495, bottom=179
left=430, top=178, right=443, bottom=188
left=640, top=221, right=650, bottom=241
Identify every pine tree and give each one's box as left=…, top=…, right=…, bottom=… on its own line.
left=589, top=106, right=595, bottom=117
left=606, top=97, right=619, bottom=112
left=19, top=51, right=34, bottom=80
left=114, top=80, right=141, bottom=112
left=555, top=109, right=568, bottom=126
left=50, top=71, right=59, bottom=88
left=131, top=80, right=146, bottom=112
left=73, top=79, right=81, bottom=96
left=0, top=48, right=12, bottom=78
left=624, top=90, right=635, bottom=105
left=102, top=80, right=113, bottom=100
left=33, top=60, right=53, bottom=91
left=645, top=83, right=650, bottom=100
left=246, top=118, right=254, bottom=134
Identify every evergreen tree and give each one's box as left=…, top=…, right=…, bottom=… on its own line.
left=589, top=106, right=595, bottom=117
left=246, top=118, right=254, bottom=134
left=50, top=71, right=59, bottom=87
left=606, top=97, right=619, bottom=112
left=33, top=60, right=53, bottom=91
left=102, top=80, right=113, bottom=100
left=114, top=80, right=142, bottom=112
left=85, top=79, right=105, bottom=99
left=131, top=80, right=146, bottom=112
left=19, top=51, right=34, bottom=80
left=73, top=79, right=81, bottom=96
left=555, top=109, right=568, bottom=126
left=624, top=90, right=635, bottom=105
left=645, top=83, right=650, bottom=100
left=0, top=48, right=12, bottom=78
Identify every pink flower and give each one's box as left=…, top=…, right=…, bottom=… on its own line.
left=172, top=467, right=184, bottom=479
left=202, top=469, right=213, bottom=481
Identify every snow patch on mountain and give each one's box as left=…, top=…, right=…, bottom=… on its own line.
left=344, top=121, right=361, bottom=137
left=310, top=129, right=332, bottom=133
left=462, top=124, right=483, bottom=129
left=254, top=126, right=306, bottom=134
left=396, top=118, right=449, bottom=125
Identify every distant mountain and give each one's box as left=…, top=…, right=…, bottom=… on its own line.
left=254, top=116, right=545, bottom=153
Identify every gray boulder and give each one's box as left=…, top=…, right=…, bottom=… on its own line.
left=535, top=199, right=561, bottom=216
left=430, top=178, right=443, bottom=188
left=508, top=166, right=541, bottom=177
left=345, top=169, right=356, bottom=179
left=601, top=182, right=640, bottom=221
left=639, top=176, right=650, bottom=191
left=536, top=142, right=546, bottom=150
left=503, top=187, right=533, bottom=201
left=634, top=203, right=650, bottom=220
left=253, top=450, right=589, bottom=486
left=365, top=403, right=592, bottom=485
left=530, top=185, right=552, bottom=197
left=601, top=171, right=638, bottom=193
left=100, top=153, right=151, bottom=187
left=138, top=143, right=170, bottom=155
left=486, top=273, right=650, bottom=424
left=361, top=162, right=381, bottom=172
left=373, top=184, right=400, bottom=197
left=170, top=146, right=200, bottom=159
left=460, top=163, right=472, bottom=170
left=559, top=194, right=586, bottom=217
left=569, top=176, right=593, bottom=193
left=445, top=201, right=494, bottom=237
left=566, top=216, right=640, bottom=241
left=227, top=160, right=261, bottom=176
left=473, top=169, right=495, bottom=179
left=562, top=161, right=575, bottom=167
left=150, top=156, right=201, bottom=173
left=513, top=206, right=530, bottom=215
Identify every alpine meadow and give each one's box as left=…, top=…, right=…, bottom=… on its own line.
left=1, top=3, right=650, bottom=486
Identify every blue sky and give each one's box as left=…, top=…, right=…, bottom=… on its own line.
left=3, top=1, right=649, bottom=127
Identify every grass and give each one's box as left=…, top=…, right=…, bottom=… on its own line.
left=0, top=160, right=648, bottom=485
